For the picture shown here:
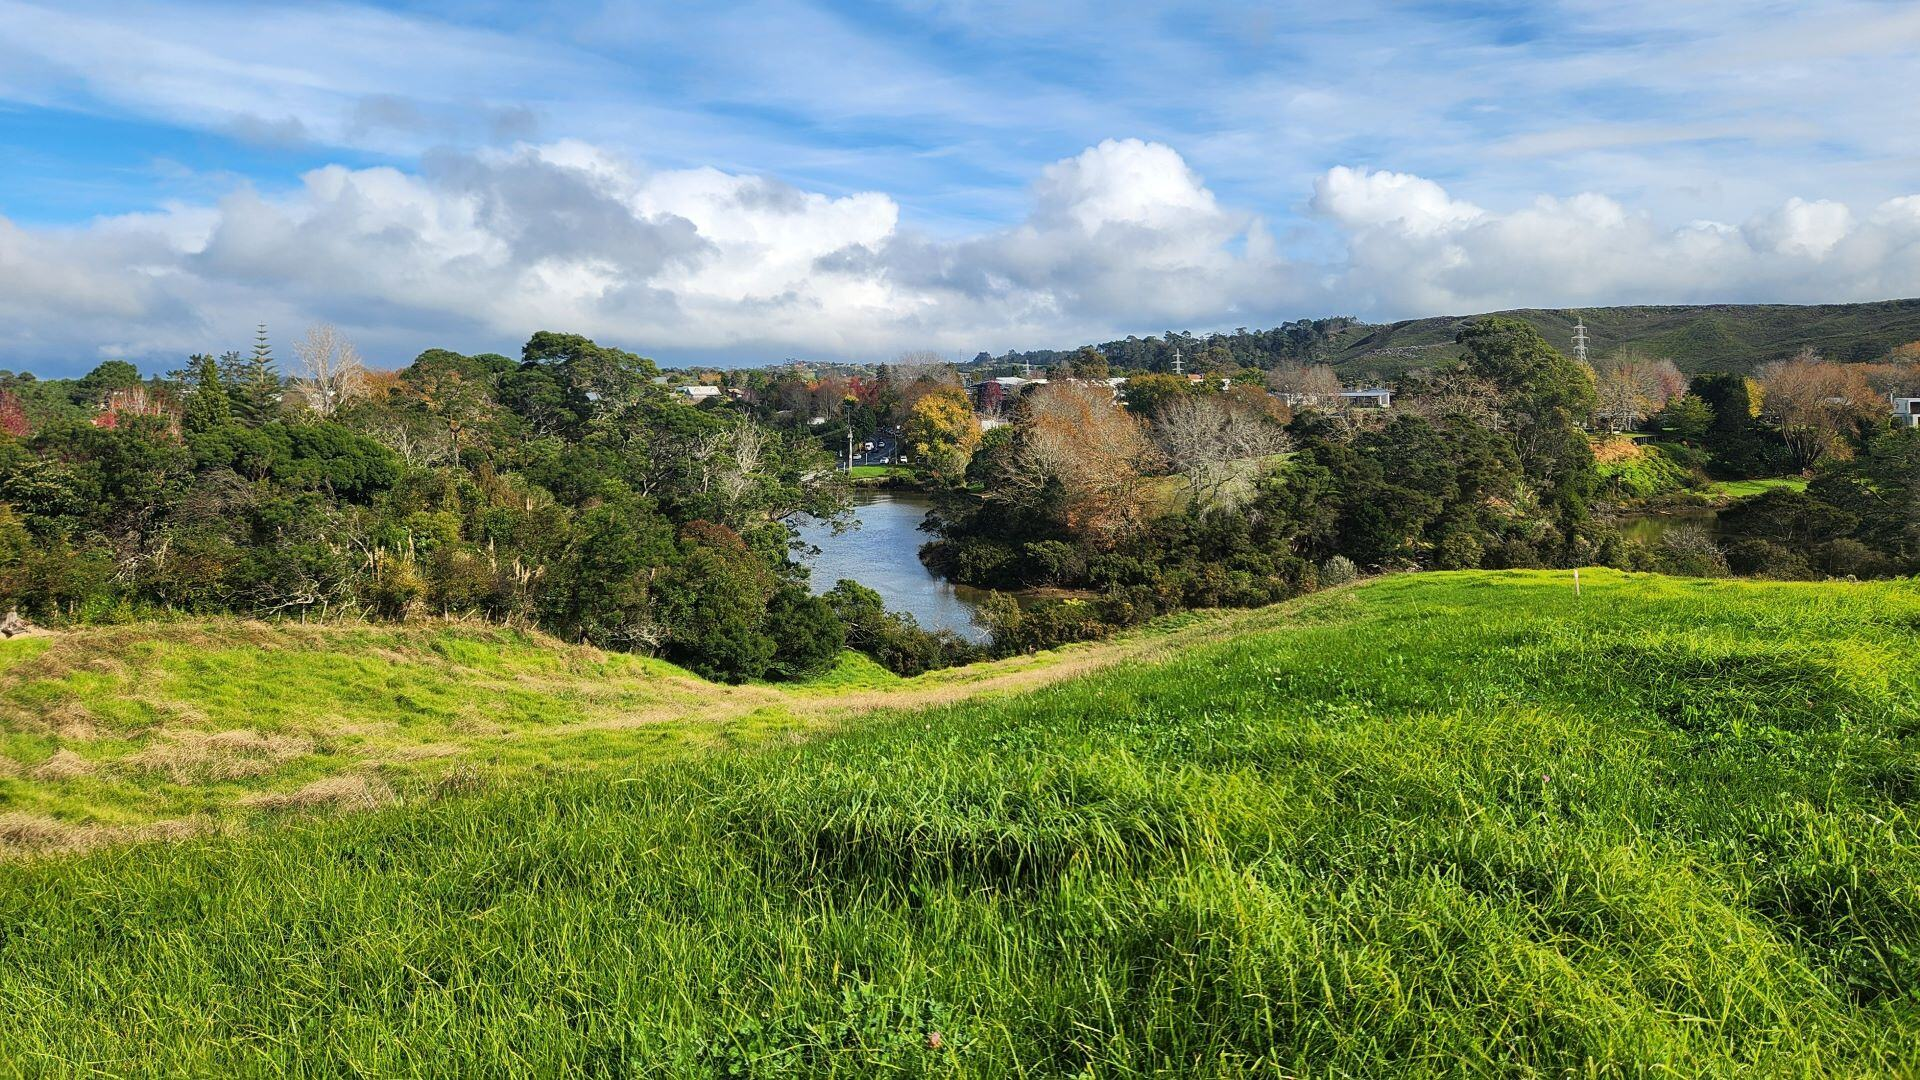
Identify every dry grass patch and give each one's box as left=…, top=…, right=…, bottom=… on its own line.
left=29, top=749, right=96, bottom=781
left=241, top=773, right=397, bottom=814
left=124, top=729, right=314, bottom=783
left=0, top=811, right=88, bottom=852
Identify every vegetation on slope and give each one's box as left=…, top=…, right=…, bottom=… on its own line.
left=2, top=570, right=1918, bottom=1075
left=970, top=300, right=1920, bottom=380
left=1326, top=300, right=1920, bottom=376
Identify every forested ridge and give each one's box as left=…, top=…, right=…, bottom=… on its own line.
left=974, top=299, right=1920, bottom=378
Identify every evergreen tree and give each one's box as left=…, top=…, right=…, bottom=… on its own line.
left=227, top=325, right=283, bottom=425
left=181, top=353, right=232, bottom=434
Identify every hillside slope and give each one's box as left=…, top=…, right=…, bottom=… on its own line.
left=0, top=608, right=1256, bottom=849
left=2, top=571, right=1918, bottom=1075
left=1329, top=299, right=1920, bottom=376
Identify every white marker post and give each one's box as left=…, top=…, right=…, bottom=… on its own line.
left=1573, top=567, right=1581, bottom=598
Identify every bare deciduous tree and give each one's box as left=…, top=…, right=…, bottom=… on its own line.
left=1402, top=369, right=1505, bottom=428
left=292, top=324, right=368, bottom=418
left=1153, top=395, right=1292, bottom=509
left=1591, top=352, right=1684, bottom=434
left=1265, top=362, right=1342, bottom=406
left=1593, top=360, right=1658, bottom=434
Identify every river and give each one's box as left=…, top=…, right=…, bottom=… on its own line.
left=794, top=491, right=990, bottom=643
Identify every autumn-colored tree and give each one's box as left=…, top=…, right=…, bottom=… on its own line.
left=1001, top=382, right=1160, bottom=546
left=1756, top=351, right=1882, bottom=470
left=903, top=388, right=981, bottom=483
left=0, top=390, right=27, bottom=438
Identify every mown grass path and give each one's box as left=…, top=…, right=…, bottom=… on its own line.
left=2, top=570, right=1918, bottom=1076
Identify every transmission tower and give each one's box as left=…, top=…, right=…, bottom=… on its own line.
left=1171, top=346, right=1184, bottom=377
left=1571, top=317, right=1590, bottom=365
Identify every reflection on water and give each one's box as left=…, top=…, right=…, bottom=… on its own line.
left=1614, top=508, right=1721, bottom=547
left=794, top=492, right=988, bottom=643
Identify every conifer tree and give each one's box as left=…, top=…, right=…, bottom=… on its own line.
left=226, top=324, right=283, bottom=425
left=181, top=353, right=232, bottom=434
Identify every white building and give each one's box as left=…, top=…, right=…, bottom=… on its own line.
left=1894, top=396, right=1920, bottom=429
left=678, top=385, right=722, bottom=401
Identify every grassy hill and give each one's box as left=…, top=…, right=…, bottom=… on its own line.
left=1326, top=299, right=1920, bottom=377
left=2, top=571, right=1919, bottom=1074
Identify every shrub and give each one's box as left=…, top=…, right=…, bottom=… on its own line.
left=765, top=586, right=844, bottom=680
left=1319, top=555, right=1358, bottom=586
left=1724, top=539, right=1813, bottom=579
left=1654, top=526, right=1729, bottom=577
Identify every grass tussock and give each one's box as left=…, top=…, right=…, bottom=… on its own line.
left=0, top=570, right=1916, bottom=1075
left=238, top=773, right=397, bottom=814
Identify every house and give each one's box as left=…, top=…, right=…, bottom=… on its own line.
left=678, top=385, right=722, bottom=401
left=1894, top=396, right=1920, bottom=429
left=1340, top=388, right=1393, bottom=410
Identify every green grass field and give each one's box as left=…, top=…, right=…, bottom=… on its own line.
left=847, top=464, right=915, bottom=480
left=2, top=571, right=1919, bottom=1075
left=1707, top=476, right=1811, bottom=499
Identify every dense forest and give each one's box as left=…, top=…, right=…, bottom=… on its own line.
left=972, top=318, right=1362, bottom=377
left=0, top=331, right=980, bottom=682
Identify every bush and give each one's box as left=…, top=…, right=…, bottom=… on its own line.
left=1653, top=526, right=1729, bottom=578
left=766, top=586, right=844, bottom=680
left=823, top=580, right=979, bottom=676
left=1724, top=539, right=1813, bottom=579
left=1319, top=555, right=1358, bottom=586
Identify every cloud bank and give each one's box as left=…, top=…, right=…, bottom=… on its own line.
left=5, top=141, right=1920, bottom=374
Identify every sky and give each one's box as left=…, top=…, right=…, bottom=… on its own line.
left=3, top=0, right=1920, bottom=376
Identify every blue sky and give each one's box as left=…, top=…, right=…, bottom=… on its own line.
left=3, top=0, right=1920, bottom=375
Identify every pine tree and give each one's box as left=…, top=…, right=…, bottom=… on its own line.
left=181, top=353, right=232, bottom=434
left=228, top=324, right=283, bottom=425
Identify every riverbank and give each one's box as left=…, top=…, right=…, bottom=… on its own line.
left=845, top=464, right=927, bottom=490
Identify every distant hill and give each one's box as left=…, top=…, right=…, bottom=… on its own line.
left=1325, top=299, right=1920, bottom=377
left=972, top=299, right=1920, bottom=381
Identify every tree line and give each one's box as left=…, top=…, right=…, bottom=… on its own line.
left=919, top=318, right=1919, bottom=653
left=0, top=330, right=981, bottom=682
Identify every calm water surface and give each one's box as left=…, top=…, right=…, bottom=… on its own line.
left=1613, top=507, right=1721, bottom=546
left=795, top=491, right=988, bottom=642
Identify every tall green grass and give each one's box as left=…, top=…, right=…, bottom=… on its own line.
left=1, top=570, right=1917, bottom=1076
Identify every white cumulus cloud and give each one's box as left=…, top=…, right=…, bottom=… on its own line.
left=5, top=143, right=1920, bottom=374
